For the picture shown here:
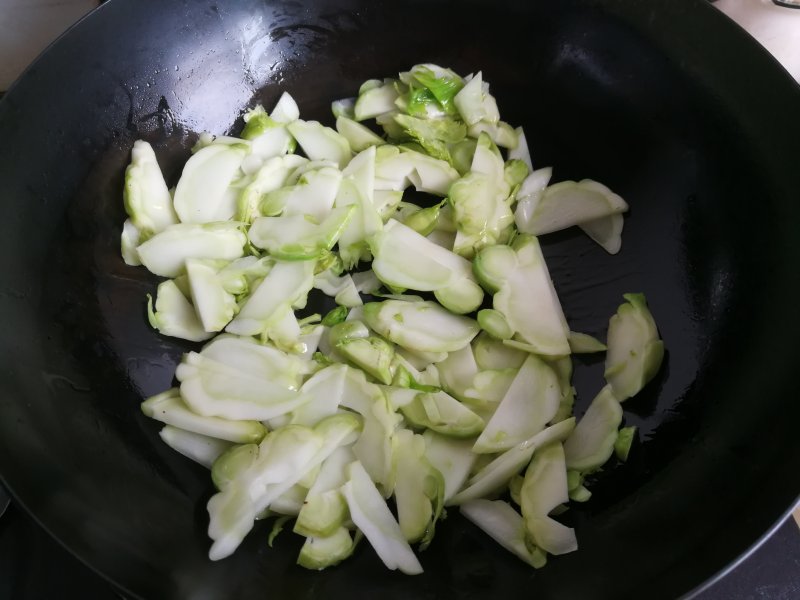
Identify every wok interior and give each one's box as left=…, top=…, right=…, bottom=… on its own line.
left=0, top=0, right=798, bottom=598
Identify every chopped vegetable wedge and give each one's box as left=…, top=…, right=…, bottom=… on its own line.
left=604, top=293, right=664, bottom=400
left=137, top=222, right=247, bottom=278
left=341, top=461, right=423, bottom=575
left=520, top=443, right=577, bottom=556
left=473, top=355, right=561, bottom=453
left=563, top=385, right=623, bottom=473
left=460, top=500, right=545, bottom=567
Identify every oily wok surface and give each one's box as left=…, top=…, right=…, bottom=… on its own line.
left=0, top=0, right=799, bottom=598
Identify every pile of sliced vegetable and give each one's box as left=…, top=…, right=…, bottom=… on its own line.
left=122, top=64, right=664, bottom=573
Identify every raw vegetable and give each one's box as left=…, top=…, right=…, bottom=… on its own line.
left=124, top=62, right=665, bottom=575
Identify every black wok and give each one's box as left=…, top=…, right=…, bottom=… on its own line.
left=0, top=0, right=798, bottom=598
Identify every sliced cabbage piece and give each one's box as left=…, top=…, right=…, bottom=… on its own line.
left=225, top=260, right=314, bottom=342
left=137, top=222, right=246, bottom=278
left=294, top=446, right=354, bottom=537
left=473, top=354, right=561, bottom=453
left=363, top=300, right=479, bottom=354
left=341, top=460, right=423, bottom=575
left=186, top=258, right=238, bottom=332
left=421, top=431, right=476, bottom=503
left=579, top=212, right=625, bottom=255
left=474, top=236, right=570, bottom=356
left=236, top=155, right=308, bottom=222
left=248, top=206, right=354, bottom=261
left=563, top=385, right=623, bottom=473
left=147, top=279, right=213, bottom=342
left=568, top=331, right=607, bottom=354
left=449, top=418, right=575, bottom=505
left=287, top=119, right=351, bottom=169
left=400, top=391, right=484, bottom=438
left=141, top=389, right=266, bottom=443
left=298, top=527, right=356, bottom=570
left=173, top=143, right=249, bottom=223
left=336, top=116, right=386, bottom=152
left=175, top=351, right=308, bottom=421
left=515, top=179, right=628, bottom=236
left=604, top=293, right=664, bottom=400
left=393, top=429, right=445, bottom=546
left=159, top=425, right=234, bottom=468
left=123, top=140, right=178, bottom=240
left=355, top=82, right=400, bottom=121
left=520, top=442, right=577, bottom=556
left=460, top=500, right=546, bottom=568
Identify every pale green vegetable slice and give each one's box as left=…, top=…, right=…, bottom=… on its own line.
left=421, top=431, right=476, bottom=502
left=477, top=309, right=513, bottom=340
left=226, top=260, right=314, bottom=338
left=248, top=206, right=354, bottom=260
left=579, top=212, right=625, bottom=255
left=121, top=219, right=142, bottom=265
left=340, top=368, right=401, bottom=493
left=199, top=333, right=303, bottom=390
left=449, top=418, right=575, bottom=505
left=291, top=364, right=349, bottom=427
left=363, top=300, right=479, bottom=353
left=207, top=425, right=324, bottom=560
left=473, top=354, right=561, bottom=453
left=516, top=179, right=628, bottom=236
left=404, top=150, right=461, bottom=196
left=336, top=146, right=383, bottom=269
left=186, top=258, right=238, bottom=332
left=393, top=429, right=445, bottom=546
left=373, top=190, right=404, bottom=220
left=270, top=91, right=301, bottom=123
left=147, top=279, right=213, bottom=342
left=476, top=236, right=570, bottom=356
left=294, top=446, right=354, bottom=537
left=286, top=119, right=351, bottom=169
left=176, top=352, right=309, bottom=421
left=472, top=244, right=518, bottom=294
left=396, top=202, right=442, bottom=236
left=159, top=425, right=234, bottom=469
left=472, top=332, right=527, bottom=371
left=436, top=344, right=480, bottom=401
left=331, top=97, right=356, bottom=119
left=341, top=460, right=423, bottom=575
left=563, top=385, right=623, bottom=473
left=614, top=425, right=637, bottom=462
left=507, top=127, right=533, bottom=171
left=520, top=443, right=577, bottom=556
left=336, top=334, right=395, bottom=385
left=514, top=167, right=553, bottom=225
left=462, top=368, right=518, bottom=408
left=453, top=71, right=488, bottom=126
left=568, top=331, right=607, bottom=354
left=123, top=140, right=178, bottom=239
left=467, top=121, right=518, bottom=149
left=207, top=485, right=259, bottom=561
left=141, top=389, right=266, bottom=443
left=460, top=500, right=545, bottom=568
left=236, top=155, right=308, bottom=222
left=604, top=293, right=664, bottom=400
left=355, top=83, right=400, bottom=121
left=400, top=391, right=484, bottom=438
left=137, top=222, right=247, bottom=278
left=173, top=143, right=249, bottom=223
left=298, top=527, right=356, bottom=570
left=336, top=116, right=386, bottom=152
left=314, top=269, right=363, bottom=307
left=433, top=277, right=484, bottom=315
left=370, top=219, right=479, bottom=294
left=261, top=165, right=342, bottom=222
left=217, top=256, right=273, bottom=295
left=548, top=355, right=576, bottom=425
left=270, top=484, right=308, bottom=516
